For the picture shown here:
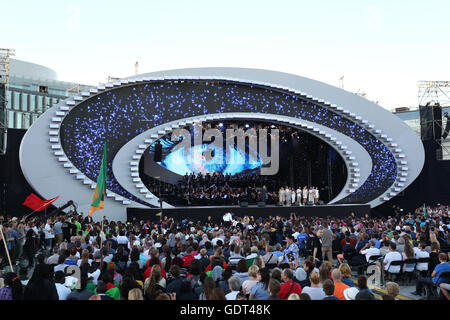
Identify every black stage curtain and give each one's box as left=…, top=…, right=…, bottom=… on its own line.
left=0, top=129, right=55, bottom=218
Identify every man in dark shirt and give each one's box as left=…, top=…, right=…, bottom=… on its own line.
left=61, top=218, right=72, bottom=243
left=267, top=278, right=281, bottom=300
left=275, top=216, right=284, bottom=245
left=166, top=265, right=186, bottom=299
left=312, top=227, right=323, bottom=264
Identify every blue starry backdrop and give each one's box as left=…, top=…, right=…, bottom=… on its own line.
left=59, top=81, right=397, bottom=206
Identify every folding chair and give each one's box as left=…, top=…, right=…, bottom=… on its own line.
left=386, top=260, right=403, bottom=282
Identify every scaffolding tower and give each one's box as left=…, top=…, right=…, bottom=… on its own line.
left=418, top=80, right=450, bottom=160
left=0, top=48, right=15, bottom=155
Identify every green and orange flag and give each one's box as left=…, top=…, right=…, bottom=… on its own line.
left=89, top=143, right=107, bottom=216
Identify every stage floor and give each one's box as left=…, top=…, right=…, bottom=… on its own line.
left=127, top=203, right=370, bottom=223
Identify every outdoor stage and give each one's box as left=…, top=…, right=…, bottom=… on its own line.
left=127, top=203, right=370, bottom=223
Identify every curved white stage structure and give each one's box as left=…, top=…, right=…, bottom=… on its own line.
left=20, top=68, right=425, bottom=221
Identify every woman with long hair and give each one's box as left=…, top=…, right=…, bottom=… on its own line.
left=249, top=267, right=270, bottom=300
left=318, top=263, right=331, bottom=286
left=210, top=287, right=226, bottom=300
left=77, top=249, right=91, bottom=267
left=145, top=265, right=166, bottom=300
left=428, top=242, right=441, bottom=275
left=339, top=263, right=354, bottom=287
left=402, top=241, right=415, bottom=273
left=23, top=264, right=58, bottom=300
left=199, top=276, right=216, bottom=300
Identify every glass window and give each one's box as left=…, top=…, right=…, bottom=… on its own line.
left=23, top=113, right=31, bottom=129
left=36, top=96, right=44, bottom=113
left=8, top=111, right=15, bottom=128
left=29, top=94, right=36, bottom=112
left=15, top=111, right=22, bottom=129
left=22, top=93, right=28, bottom=111
left=13, top=92, right=21, bottom=110
left=6, top=91, right=12, bottom=109
left=43, top=96, right=49, bottom=112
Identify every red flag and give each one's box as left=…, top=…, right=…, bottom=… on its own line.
left=23, top=193, right=59, bottom=212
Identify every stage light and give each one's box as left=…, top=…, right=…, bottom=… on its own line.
left=219, top=122, right=223, bottom=127
left=245, top=124, right=250, bottom=128
left=271, top=124, right=276, bottom=128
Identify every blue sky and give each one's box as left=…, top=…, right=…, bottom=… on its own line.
left=2, top=0, right=449, bottom=110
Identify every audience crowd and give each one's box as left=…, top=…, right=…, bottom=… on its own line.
left=0, top=203, right=449, bottom=301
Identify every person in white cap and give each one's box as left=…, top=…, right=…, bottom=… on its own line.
left=343, top=287, right=359, bottom=300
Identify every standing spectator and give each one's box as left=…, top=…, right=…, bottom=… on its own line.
left=321, top=222, right=333, bottom=265
left=54, top=218, right=63, bottom=248
left=312, top=227, right=323, bottom=265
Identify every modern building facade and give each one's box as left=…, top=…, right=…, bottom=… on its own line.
left=393, top=106, right=450, bottom=136
left=5, top=59, right=91, bottom=130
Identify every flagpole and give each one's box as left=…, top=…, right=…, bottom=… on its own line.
left=99, top=212, right=104, bottom=271
left=0, top=225, right=14, bottom=272
left=24, top=201, right=53, bottom=221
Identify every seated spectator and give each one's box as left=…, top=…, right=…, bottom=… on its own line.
left=128, top=288, right=144, bottom=300
left=199, top=276, right=216, bottom=300
left=322, top=279, right=340, bottom=300
left=242, top=265, right=259, bottom=295
left=355, top=275, right=375, bottom=300
left=250, top=267, right=270, bottom=300
left=301, top=272, right=325, bottom=300
left=343, top=287, right=359, bottom=300
left=288, top=293, right=300, bottom=300
left=413, top=252, right=450, bottom=297
left=299, top=293, right=311, bottom=300
left=267, top=279, right=281, bottom=300
left=225, top=276, right=241, bottom=300
left=383, top=242, right=402, bottom=280
left=166, top=265, right=186, bottom=298
left=360, top=239, right=381, bottom=262
left=415, top=242, right=430, bottom=274
left=228, top=245, right=245, bottom=266
left=331, top=268, right=349, bottom=300
left=339, top=263, right=354, bottom=287
left=234, top=259, right=250, bottom=285
left=54, top=271, right=71, bottom=300
left=145, top=265, right=166, bottom=300
left=385, top=281, right=400, bottom=300
left=91, top=281, right=114, bottom=300
left=278, top=268, right=302, bottom=300
left=0, top=272, right=23, bottom=300
left=262, top=245, right=279, bottom=265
